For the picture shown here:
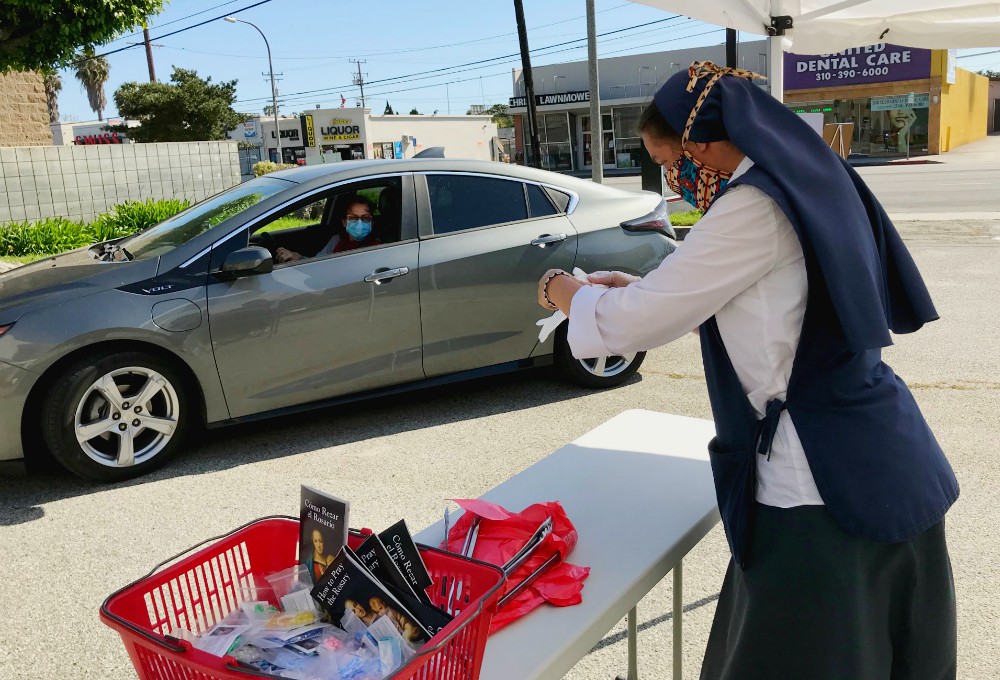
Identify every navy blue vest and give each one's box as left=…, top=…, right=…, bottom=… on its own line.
left=701, top=167, right=959, bottom=568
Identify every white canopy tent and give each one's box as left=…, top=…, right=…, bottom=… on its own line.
left=627, top=0, right=1000, bottom=99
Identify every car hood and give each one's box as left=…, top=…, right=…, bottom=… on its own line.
left=0, top=248, right=161, bottom=323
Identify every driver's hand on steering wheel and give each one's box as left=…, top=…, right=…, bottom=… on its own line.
left=274, top=247, right=302, bottom=264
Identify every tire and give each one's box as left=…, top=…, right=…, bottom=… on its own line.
left=554, top=326, right=645, bottom=389
left=41, top=350, right=191, bottom=482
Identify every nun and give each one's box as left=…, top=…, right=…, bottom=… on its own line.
left=537, top=62, right=958, bottom=679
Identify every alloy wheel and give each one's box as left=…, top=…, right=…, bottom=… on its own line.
left=73, top=366, right=180, bottom=469
left=577, top=353, right=638, bottom=379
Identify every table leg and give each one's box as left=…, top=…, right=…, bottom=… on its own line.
left=627, top=606, right=638, bottom=680
left=673, top=559, right=683, bottom=680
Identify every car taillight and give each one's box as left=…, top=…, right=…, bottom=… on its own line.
left=0, top=323, right=13, bottom=337
left=620, top=199, right=676, bottom=239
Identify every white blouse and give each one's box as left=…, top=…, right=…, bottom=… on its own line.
left=568, top=157, right=824, bottom=508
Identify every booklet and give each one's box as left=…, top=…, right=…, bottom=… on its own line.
left=299, top=485, right=350, bottom=585
left=354, top=535, right=454, bottom=638
left=311, top=547, right=431, bottom=646
left=355, top=533, right=420, bottom=600
left=379, top=519, right=433, bottom=603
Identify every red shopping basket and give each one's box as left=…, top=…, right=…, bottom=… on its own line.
left=100, top=516, right=506, bottom=680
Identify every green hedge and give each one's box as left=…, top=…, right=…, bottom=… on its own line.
left=252, top=161, right=297, bottom=177
left=1, top=198, right=191, bottom=257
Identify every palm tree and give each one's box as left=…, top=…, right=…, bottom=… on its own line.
left=74, top=47, right=110, bottom=121
left=42, top=69, right=62, bottom=123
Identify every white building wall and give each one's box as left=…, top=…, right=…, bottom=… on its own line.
left=365, top=115, right=497, bottom=160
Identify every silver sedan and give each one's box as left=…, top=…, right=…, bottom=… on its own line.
left=0, top=158, right=675, bottom=481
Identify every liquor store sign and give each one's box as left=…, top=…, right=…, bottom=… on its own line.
left=509, top=90, right=591, bottom=108
left=321, top=118, right=362, bottom=142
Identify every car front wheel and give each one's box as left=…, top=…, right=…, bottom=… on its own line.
left=41, top=351, right=191, bottom=482
left=555, top=327, right=644, bottom=389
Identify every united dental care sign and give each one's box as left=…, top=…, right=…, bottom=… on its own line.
left=784, top=44, right=931, bottom=90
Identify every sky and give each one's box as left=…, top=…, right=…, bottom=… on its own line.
left=55, top=0, right=1000, bottom=124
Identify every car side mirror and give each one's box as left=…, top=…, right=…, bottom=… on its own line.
left=216, top=246, right=273, bottom=280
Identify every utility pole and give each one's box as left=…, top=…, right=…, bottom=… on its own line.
left=586, top=0, right=602, bottom=183
left=513, top=0, right=541, bottom=168
left=351, top=59, right=367, bottom=108
left=142, top=20, right=156, bottom=82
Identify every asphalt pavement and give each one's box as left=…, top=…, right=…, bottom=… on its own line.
left=1, top=164, right=999, bottom=679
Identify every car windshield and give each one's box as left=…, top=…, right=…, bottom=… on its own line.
left=117, top=177, right=291, bottom=260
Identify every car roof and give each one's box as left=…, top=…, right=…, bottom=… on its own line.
left=268, top=158, right=614, bottom=194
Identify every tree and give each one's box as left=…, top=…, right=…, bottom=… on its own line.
left=263, top=104, right=275, bottom=116
left=108, top=67, right=248, bottom=143
left=409, top=108, right=420, bottom=115
left=42, top=68, right=61, bottom=123
left=0, top=0, right=164, bottom=72
left=481, top=103, right=513, bottom=128
left=384, top=101, right=395, bottom=115
left=977, top=69, right=1000, bottom=79
left=74, top=46, right=110, bottom=121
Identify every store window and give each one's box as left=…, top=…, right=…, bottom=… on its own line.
left=581, top=113, right=614, bottom=167
left=612, top=107, right=642, bottom=169
left=524, top=113, right=573, bottom=171
left=789, top=97, right=930, bottom=158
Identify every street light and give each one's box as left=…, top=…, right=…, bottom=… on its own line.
left=638, top=66, right=651, bottom=97
left=224, top=16, right=281, bottom=162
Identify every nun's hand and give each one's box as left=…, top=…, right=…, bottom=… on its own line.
left=587, top=270, right=641, bottom=288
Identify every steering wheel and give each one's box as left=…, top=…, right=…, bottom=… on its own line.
left=251, top=230, right=277, bottom=257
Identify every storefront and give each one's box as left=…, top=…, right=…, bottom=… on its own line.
left=509, top=41, right=769, bottom=173
left=49, top=119, right=138, bottom=145
left=784, top=44, right=989, bottom=157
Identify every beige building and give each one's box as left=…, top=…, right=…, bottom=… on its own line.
left=0, top=70, right=53, bottom=147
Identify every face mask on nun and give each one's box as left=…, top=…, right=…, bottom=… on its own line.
left=659, top=63, right=763, bottom=212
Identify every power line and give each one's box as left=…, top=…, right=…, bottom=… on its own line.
left=109, top=0, right=247, bottom=44
left=957, top=49, right=1000, bottom=59
left=73, top=0, right=277, bottom=65
left=235, top=15, right=687, bottom=105
left=266, top=24, right=719, bottom=110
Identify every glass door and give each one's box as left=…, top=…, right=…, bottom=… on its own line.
left=581, top=114, right=614, bottom=168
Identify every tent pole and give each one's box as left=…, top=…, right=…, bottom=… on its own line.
left=767, top=34, right=785, bottom=103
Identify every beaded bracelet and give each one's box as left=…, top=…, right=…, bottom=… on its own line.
left=542, top=270, right=571, bottom=310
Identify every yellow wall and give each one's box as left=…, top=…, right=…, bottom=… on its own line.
left=933, top=52, right=989, bottom=151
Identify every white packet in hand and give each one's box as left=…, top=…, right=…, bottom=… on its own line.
left=536, top=268, right=605, bottom=343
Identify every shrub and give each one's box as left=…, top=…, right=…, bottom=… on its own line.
left=670, top=210, right=702, bottom=227
left=253, top=160, right=296, bottom=177
left=88, top=198, right=191, bottom=241
left=0, top=218, right=90, bottom=256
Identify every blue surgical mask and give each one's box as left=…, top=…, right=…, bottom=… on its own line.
left=345, top=219, right=372, bottom=240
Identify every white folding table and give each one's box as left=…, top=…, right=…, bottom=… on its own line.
left=415, top=409, right=719, bottom=680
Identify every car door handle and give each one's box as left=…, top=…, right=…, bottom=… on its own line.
left=530, top=233, right=567, bottom=248
left=364, top=267, right=410, bottom=284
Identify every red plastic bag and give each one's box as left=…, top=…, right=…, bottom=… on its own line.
left=442, top=499, right=590, bottom=633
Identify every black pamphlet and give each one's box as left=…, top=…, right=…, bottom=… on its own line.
left=299, top=486, right=350, bottom=585
left=379, top=519, right=433, bottom=604
left=311, top=548, right=431, bottom=646
left=383, top=582, right=454, bottom=639
left=355, top=534, right=419, bottom=599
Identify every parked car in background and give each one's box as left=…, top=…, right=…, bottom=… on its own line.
left=0, top=159, right=675, bottom=481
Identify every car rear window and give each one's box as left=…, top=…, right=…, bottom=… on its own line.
left=543, top=186, right=571, bottom=213
left=526, top=183, right=558, bottom=218
left=427, top=174, right=528, bottom=234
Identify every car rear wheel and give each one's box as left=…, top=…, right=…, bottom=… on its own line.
left=555, top=327, right=644, bottom=389
left=41, top=351, right=190, bottom=482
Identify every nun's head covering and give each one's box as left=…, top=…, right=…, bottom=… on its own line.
left=652, top=62, right=938, bottom=352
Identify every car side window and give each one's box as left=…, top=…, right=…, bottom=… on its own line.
left=427, top=174, right=528, bottom=235
left=247, top=177, right=404, bottom=265
left=526, top=183, right=558, bottom=218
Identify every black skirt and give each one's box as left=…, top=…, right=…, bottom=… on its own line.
left=701, top=504, right=956, bottom=680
